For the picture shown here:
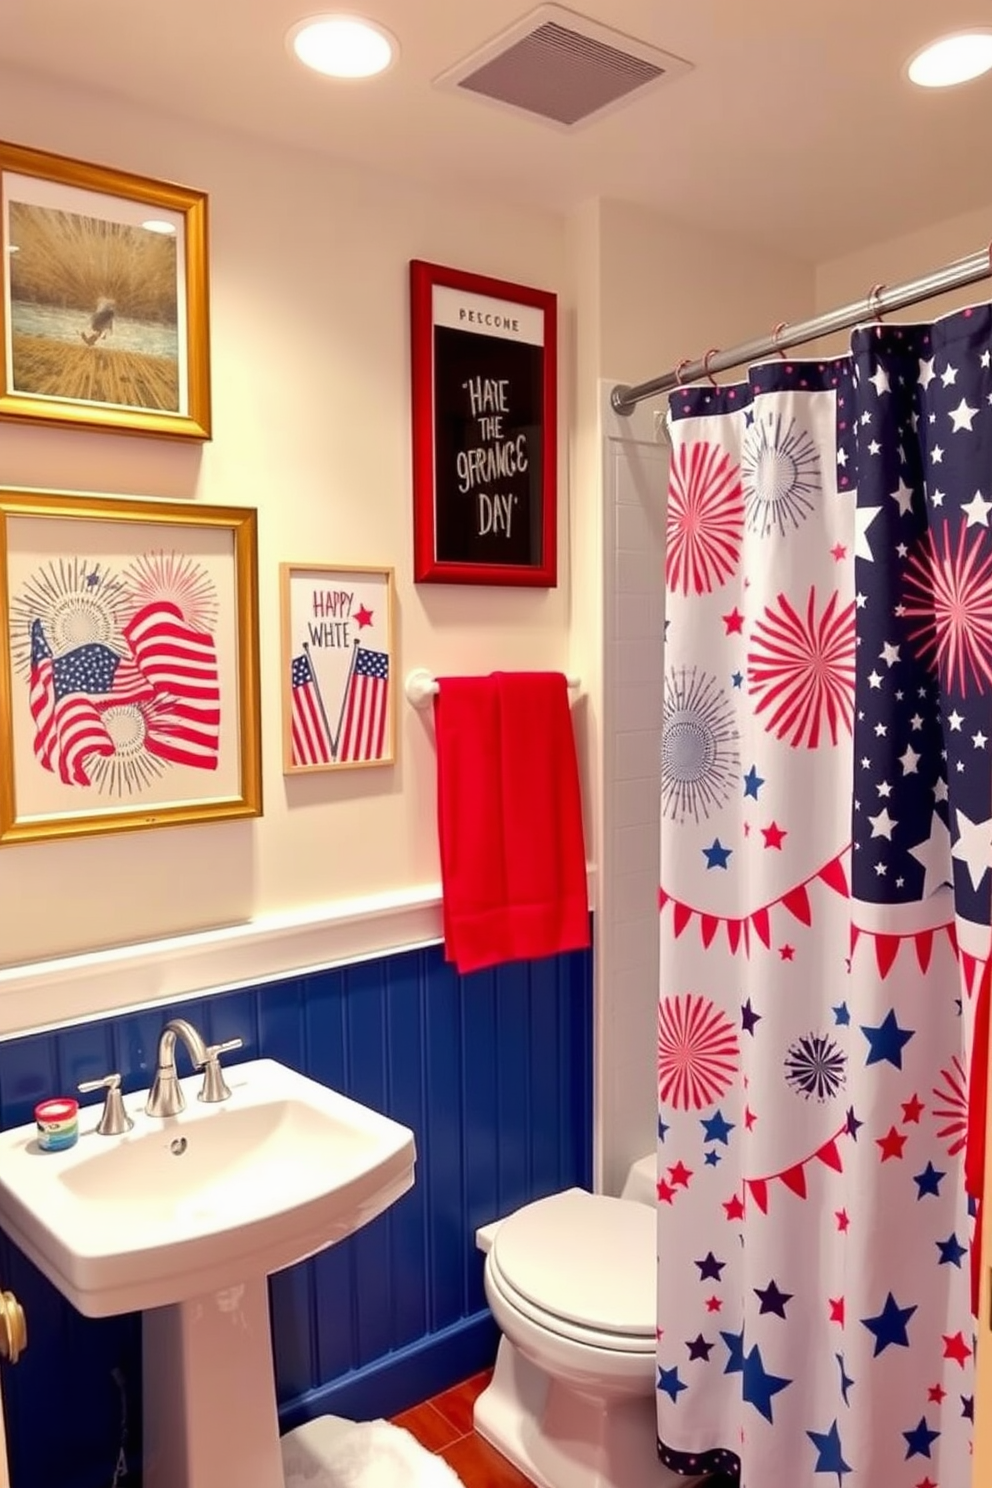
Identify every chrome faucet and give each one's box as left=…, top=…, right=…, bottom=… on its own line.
left=145, top=1018, right=244, bottom=1118
left=145, top=1018, right=210, bottom=1118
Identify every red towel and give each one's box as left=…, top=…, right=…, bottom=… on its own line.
left=433, top=671, right=590, bottom=974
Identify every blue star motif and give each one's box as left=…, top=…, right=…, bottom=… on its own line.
left=731, top=671, right=744, bottom=689
left=720, top=1329, right=746, bottom=1374
left=902, top=1416, right=939, bottom=1459
left=658, top=1116, right=669, bottom=1143
left=657, top=1365, right=687, bottom=1402
left=703, top=838, right=732, bottom=869
left=861, top=1292, right=916, bottom=1356
left=845, top=1107, right=863, bottom=1140
left=962, top=1395, right=974, bottom=1422
left=807, top=1420, right=851, bottom=1484
left=913, top=1161, right=945, bottom=1199
left=743, top=765, right=765, bottom=799
left=860, top=1009, right=914, bottom=1069
left=86, top=570, right=100, bottom=587
left=741, top=998, right=761, bottom=1035
left=833, top=1002, right=850, bottom=1026
left=704, top=1148, right=722, bottom=1166
left=741, top=1344, right=791, bottom=1422
left=686, top=1334, right=713, bottom=1361
left=701, top=1110, right=735, bottom=1145
left=937, top=1232, right=967, bottom=1268
left=835, top=1353, right=854, bottom=1405
left=696, top=1252, right=725, bottom=1281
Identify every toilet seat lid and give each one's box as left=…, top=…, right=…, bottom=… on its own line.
left=490, top=1190, right=655, bottom=1337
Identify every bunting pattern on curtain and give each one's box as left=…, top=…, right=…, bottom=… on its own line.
left=657, top=304, right=991, bottom=1488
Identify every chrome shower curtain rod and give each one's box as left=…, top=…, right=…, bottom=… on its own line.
left=610, top=245, right=992, bottom=415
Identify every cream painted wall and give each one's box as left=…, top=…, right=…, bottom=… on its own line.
left=816, top=201, right=992, bottom=336
left=0, top=66, right=573, bottom=970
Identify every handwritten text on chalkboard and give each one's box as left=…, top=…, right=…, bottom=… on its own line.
left=457, top=376, right=529, bottom=540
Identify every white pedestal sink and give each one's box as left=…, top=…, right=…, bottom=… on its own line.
left=0, top=1058, right=416, bottom=1488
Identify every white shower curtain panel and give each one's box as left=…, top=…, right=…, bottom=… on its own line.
left=657, top=305, right=989, bottom=1487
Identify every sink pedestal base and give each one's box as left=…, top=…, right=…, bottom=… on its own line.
left=143, top=1275, right=284, bottom=1488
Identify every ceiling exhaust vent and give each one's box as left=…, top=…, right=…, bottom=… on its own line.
left=435, top=5, right=692, bottom=130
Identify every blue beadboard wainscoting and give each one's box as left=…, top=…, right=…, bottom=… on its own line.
left=0, top=939, right=593, bottom=1488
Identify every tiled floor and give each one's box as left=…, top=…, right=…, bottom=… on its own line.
left=393, top=1369, right=538, bottom=1487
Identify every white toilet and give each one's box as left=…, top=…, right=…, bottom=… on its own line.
left=474, top=1156, right=702, bottom=1488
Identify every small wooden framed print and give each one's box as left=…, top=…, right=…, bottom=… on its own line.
left=410, top=259, right=557, bottom=587
left=280, top=564, right=395, bottom=773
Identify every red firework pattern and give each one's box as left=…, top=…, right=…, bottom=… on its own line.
left=901, top=519, right=992, bottom=695
left=748, top=586, right=856, bottom=749
left=658, top=993, right=740, bottom=1110
left=931, top=1056, right=968, bottom=1159
left=666, top=441, right=744, bottom=597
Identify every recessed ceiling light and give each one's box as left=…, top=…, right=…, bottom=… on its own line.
left=288, top=14, right=397, bottom=78
left=907, top=30, right=992, bottom=88
left=141, top=220, right=177, bottom=235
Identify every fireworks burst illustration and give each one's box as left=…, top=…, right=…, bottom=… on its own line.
left=662, top=667, right=740, bottom=824
left=122, top=551, right=218, bottom=631
left=741, top=411, right=820, bottom=538
left=784, top=1032, right=847, bottom=1102
left=8, top=558, right=130, bottom=676
left=901, top=519, right=992, bottom=695
left=931, top=1056, right=968, bottom=1158
left=658, top=994, right=740, bottom=1111
left=87, top=705, right=168, bottom=796
left=666, top=440, right=744, bottom=596
left=748, top=587, right=856, bottom=749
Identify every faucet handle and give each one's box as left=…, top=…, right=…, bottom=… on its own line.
left=78, top=1073, right=134, bottom=1137
left=198, top=1038, right=244, bottom=1104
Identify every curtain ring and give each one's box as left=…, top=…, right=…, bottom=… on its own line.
left=703, top=348, right=720, bottom=387
left=673, top=358, right=692, bottom=387
left=867, top=283, right=886, bottom=323
left=771, top=322, right=789, bottom=358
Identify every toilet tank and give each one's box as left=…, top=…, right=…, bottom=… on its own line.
left=619, top=1154, right=656, bottom=1207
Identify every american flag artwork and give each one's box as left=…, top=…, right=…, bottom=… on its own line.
left=655, top=302, right=992, bottom=1488
left=337, top=645, right=390, bottom=764
left=15, top=554, right=222, bottom=796
left=290, top=652, right=333, bottom=767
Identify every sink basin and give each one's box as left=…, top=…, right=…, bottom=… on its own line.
left=0, top=1057, right=416, bottom=1317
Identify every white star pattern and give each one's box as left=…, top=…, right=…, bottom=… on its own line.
left=951, top=808, right=992, bottom=891
left=890, top=479, right=914, bottom=515
left=869, top=364, right=890, bottom=396
left=899, top=744, right=920, bottom=774
left=961, top=489, right=992, bottom=527
left=949, top=397, right=979, bottom=432
left=940, top=363, right=958, bottom=387
left=855, top=506, right=881, bottom=562
left=868, top=807, right=897, bottom=839
left=908, top=813, right=952, bottom=898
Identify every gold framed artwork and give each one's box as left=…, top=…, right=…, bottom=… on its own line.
left=0, top=490, right=261, bottom=845
left=280, top=564, right=395, bottom=773
left=0, top=140, right=211, bottom=440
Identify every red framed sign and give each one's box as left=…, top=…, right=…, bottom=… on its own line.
left=410, top=260, right=557, bottom=587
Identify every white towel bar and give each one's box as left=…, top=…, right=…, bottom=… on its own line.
left=405, top=667, right=581, bottom=710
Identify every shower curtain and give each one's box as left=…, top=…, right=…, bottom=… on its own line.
left=657, top=303, right=990, bottom=1487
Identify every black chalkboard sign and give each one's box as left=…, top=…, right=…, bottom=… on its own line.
left=410, top=261, right=557, bottom=586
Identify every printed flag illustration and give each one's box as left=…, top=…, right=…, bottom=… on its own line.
left=17, top=558, right=222, bottom=795
left=337, top=646, right=390, bottom=763
left=290, top=651, right=333, bottom=767
left=656, top=306, right=990, bottom=1488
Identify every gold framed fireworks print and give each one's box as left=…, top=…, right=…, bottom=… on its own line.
left=0, top=490, right=261, bottom=845
left=0, top=141, right=211, bottom=440
left=280, top=563, right=395, bottom=774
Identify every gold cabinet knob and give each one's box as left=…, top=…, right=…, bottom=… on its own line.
left=0, top=1292, right=26, bottom=1364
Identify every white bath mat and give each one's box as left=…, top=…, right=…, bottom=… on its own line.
left=281, top=1415, right=466, bottom=1488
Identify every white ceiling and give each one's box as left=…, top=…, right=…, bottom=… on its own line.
left=2, top=0, right=991, bottom=260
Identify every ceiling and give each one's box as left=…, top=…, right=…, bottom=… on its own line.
left=2, top=0, right=992, bottom=260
